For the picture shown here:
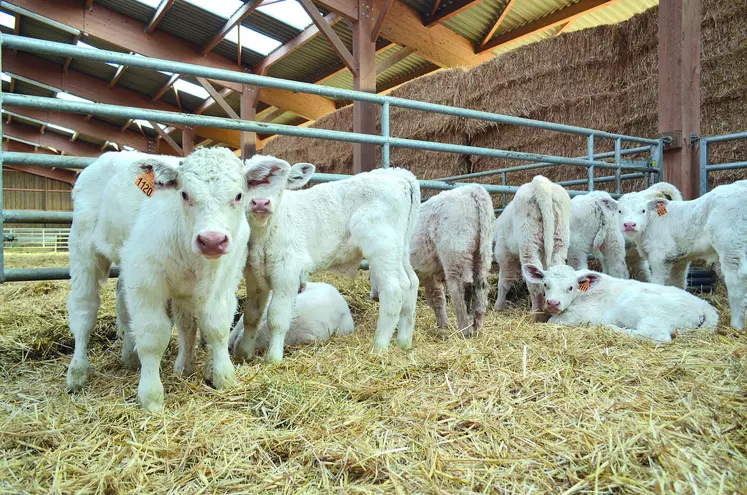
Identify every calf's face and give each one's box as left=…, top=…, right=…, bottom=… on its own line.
left=138, top=148, right=251, bottom=259
left=522, top=264, right=601, bottom=315
left=616, top=192, right=650, bottom=238
left=243, top=155, right=315, bottom=226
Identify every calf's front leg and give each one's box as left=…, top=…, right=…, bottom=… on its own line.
left=264, top=278, right=299, bottom=363
left=129, top=292, right=171, bottom=412
left=199, top=291, right=238, bottom=389
left=232, top=269, right=270, bottom=362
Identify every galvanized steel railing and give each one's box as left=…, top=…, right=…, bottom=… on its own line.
left=699, top=131, right=747, bottom=195
left=0, top=34, right=664, bottom=283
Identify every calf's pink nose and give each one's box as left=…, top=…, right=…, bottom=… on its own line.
left=623, top=222, right=636, bottom=229
left=250, top=198, right=270, bottom=210
left=547, top=299, right=560, bottom=308
left=196, top=232, right=229, bottom=256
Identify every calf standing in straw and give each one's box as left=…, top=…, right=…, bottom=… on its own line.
left=232, top=155, right=420, bottom=363
left=521, top=263, right=718, bottom=343
left=370, top=185, right=494, bottom=336
left=66, top=148, right=252, bottom=411
left=493, top=175, right=571, bottom=321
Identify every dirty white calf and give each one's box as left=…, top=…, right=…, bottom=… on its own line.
left=493, top=175, right=571, bottom=321
left=522, top=264, right=718, bottom=343
left=617, top=182, right=683, bottom=281
left=568, top=191, right=628, bottom=278
left=67, top=148, right=252, bottom=411
left=229, top=282, right=355, bottom=351
left=371, top=184, right=494, bottom=336
left=615, top=180, right=747, bottom=330
left=233, top=156, right=420, bottom=363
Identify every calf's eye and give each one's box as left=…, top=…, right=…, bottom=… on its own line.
left=235, top=193, right=243, bottom=202
left=568, top=286, right=573, bottom=291
left=181, top=191, right=189, bottom=201
left=641, top=209, right=645, bottom=213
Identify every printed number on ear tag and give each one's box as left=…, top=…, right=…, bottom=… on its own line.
left=657, top=203, right=667, bottom=216
left=578, top=280, right=590, bottom=292
left=136, top=170, right=155, bottom=198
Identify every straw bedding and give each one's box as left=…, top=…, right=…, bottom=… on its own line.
left=1, top=252, right=746, bottom=493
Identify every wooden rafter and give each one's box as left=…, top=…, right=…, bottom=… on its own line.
left=120, top=119, right=134, bottom=132
left=108, top=61, right=129, bottom=88
left=4, top=120, right=102, bottom=156
left=424, top=0, right=485, bottom=27
left=479, top=0, right=619, bottom=53
left=201, top=0, right=264, bottom=55
left=259, top=107, right=286, bottom=123
left=12, top=13, right=20, bottom=56
left=298, top=0, right=357, bottom=75
left=63, top=34, right=81, bottom=73
left=370, top=0, right=394, bottom=42
left=376, top=46, right=414, bottom=76
left=146, top=0, right=175, bottom=33
left=150, top=121, right=183, bottom=155
left=480, top=0, right=516, bottom=47
left=195, top=87, right=232, bottom=115
left=152, top=73, right=180, bottom=102
left=4, top=165, right=79, bottom=185
left=314, top=0, right=358, bottom=20
left=196, top=77, right=240, bottom=119
left=254, top=13, right=341, bottom=75
left=84, top=0, right=94, bottom=9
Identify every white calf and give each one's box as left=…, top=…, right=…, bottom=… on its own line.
left=67, top=148, right=252, bottom=411
left=371, top=184, right=494, bottom=336
left=229, top=282, right=355, bottom=351
left=615, top=180, right=747, bottom=330
left=233, top=156, right=420, bottom=363
left=568, top=191, right=628, bottom=279
left=493, top=175, right=571, bottom=320
left=522, top=264, right=718, bottom=343
left=617, top=182, right=683, bottom=281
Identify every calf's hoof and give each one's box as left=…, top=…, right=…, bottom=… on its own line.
left=210, top=361, right=236, bottom=389
left=138, top=382, right=164, bottom=412
left=396, top=338, right=412, bottom=351
left=173, top=357, right=195, bottom=377
left=66, top=358, right=90, bottom=392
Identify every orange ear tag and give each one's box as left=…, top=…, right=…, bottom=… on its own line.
left=135, top=169, right=155, bottom=198
left=578, top=280, right=590, bottom=292
left=657, top=203, right=667, bottom=216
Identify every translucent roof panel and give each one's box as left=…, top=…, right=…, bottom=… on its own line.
left=257, top=0, right=313, bottom=30
left=173, top=78, right=209, bottom=99
left=57, top=92, right=93, bottom=104
left=133, top=0, right=161, bottom=7
left=47, top=123, right=76, bottom=135
left=225, top=25, right=282, bottom=55
left=0, top=11, right=15, bottom=29
left=183, top=0, right=244, bottom=19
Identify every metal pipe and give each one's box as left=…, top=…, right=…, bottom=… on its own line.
left=3, top=210, right=74, bottom=223
left=435, top=146, right=655, bottom=181
left=3, top=152, right=95, bottom=168
left=0, top=34, right=661, bottom=145
left=500, top=172, right=507, bottom=208
left=0, top=44, right=4, bottom=284
left=707, top=161, right=747, bottom=172
left=557, top=173, right=644, bottom=187
left=6, top=94, right=621, bottom=169
left=699, top=138, right=709, bottom=196
left=587, top=135, right=594, bottom=192
left=614, top=138, right=622, bottom=195
left=381, top=102, right=390, bottom=168
left=3, top=267, right=120, bottom=282
left=702, top=131, right=747, bottom=144
left=0, top=3, right=81, bottom=36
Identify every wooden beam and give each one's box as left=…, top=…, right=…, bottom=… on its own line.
left=298, top=0, right=357, bottom=75
left=424, top=0, right=485, bottom=27
left=479, top=0, right=619, bottom=53
left=353, top=0, right=376, bottom=173
left=372, top=0, right=490, bottom=67
left=240, top=86, right=257, bottom=160
left=63, top=34, right=80, bottom=73
left=376, top=46, right=414, bottom=76
left=108, top=62, right=128, bottom=88
left=146, top=0, right=175, bottom=33
left=314, top=0, right=358, bottom=20
left=259, top=107, right=286, bottom=123
left=84, top=0, right=94, bottom=9
left=257, top=87, right=335, bottom=120
left=370, top=0, right=394, bottom=42
left=480, top=0, right=516, bottom=47
left=4, top=120, right=103, bottom=156
left=201, top=0, right=264, bottom=55
left=12, top=13, right=20, bottom=56
left=195, top=87, right=232, bottom=115
left=182, top=127, right=195, bottom=155
left=196, top=77, right=240, bottom=119
left=150, top=121, right=183, bottom=155
left=658, top=0, right=701, bottom=200
left=121, top=119, right=134, bottom=132
left=152, top=73, right=180, bottom=102
left=254, top=13, right=341, bottom=74
left=4, top=164, right=79, bottom=185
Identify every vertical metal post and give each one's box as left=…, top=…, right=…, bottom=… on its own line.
left=655, top=140, right=664, bottom=183
left=381, top=102, right=390, bottom=168
left=0, top=36, right=5, bottom=285
left=587, top=134, right=594, bottom=192
left=614, top=137, right=622, bottom=195
left=698, top=137, right=708, bottom=196
left=500, top=172, right=507, bottom=208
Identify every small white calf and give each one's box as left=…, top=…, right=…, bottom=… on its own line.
left=229, top=282, right=355, bottom=351
left=522, top=264, right=718, bottom=343
left=371, top=184, right=494, bottom=335
left=615, top=180, right=747, bottom=330
left=617, top=182, right=683, bottom=281
left=568, top=191, right=628, bottom=279
left=67, top=148, right=252, bottom=411
left=233, top=156, right=420, bottom=363
left=493, top=175, right=571, bottom=320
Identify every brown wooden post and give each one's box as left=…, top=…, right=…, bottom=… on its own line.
left=658, top=0, right=701, bottom=199
left=352, top=0, right=377, bottom=173
left=182, top=126, right=195, bottom=156
left=240, top=85, right=258, bottom=161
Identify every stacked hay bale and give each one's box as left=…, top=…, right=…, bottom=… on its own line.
left=264, top=0, right=746, bottom=193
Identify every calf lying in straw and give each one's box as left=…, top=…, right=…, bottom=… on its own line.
left=522, top=263, right=718, bottom=343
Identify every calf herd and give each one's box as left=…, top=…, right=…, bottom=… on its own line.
left=63, top=147, right=747, bottom=411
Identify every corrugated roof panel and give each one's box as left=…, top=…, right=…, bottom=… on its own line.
left=399, top=0, right=432, bottom=15
left=157, top=0, right=225, bottom=49
left=10, top=79, right=57, bottom=97
left=213, top=41, right=266, bottom=69
left=442, top=0, right=508, bottom=44
left=69, top=58, right=119, bottom=85
left=567, top=0, right=657, bottom=32
left=491, top=25, right=559, bottom=55
left=160, top=76, right=207, bottom=112
left=117, top=66, right=172, bottom=99
left=272, top=111, right=306, bottom=127
left=376, top=53, right=434, bottom=90
left=242, top=11, right=302, bottom=44
left=18, top=17, right=76, bottom=65
left=95, top=0, right=155, bottom=25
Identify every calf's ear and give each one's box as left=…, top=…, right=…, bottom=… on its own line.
left=522, top=263, right=545, bottom=283
left=286, top=163, right=315, bottom=190
left=244, top=155, right=291, bottom=190
left=647, top=198, right=669, bottom=214
left=577, top=272, right=602, bottom=290
left=136, top=158, right=179, bottom=189
left=597, top=196, right=618, bottom=212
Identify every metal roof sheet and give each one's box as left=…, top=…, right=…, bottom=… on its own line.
left=157, top=0, right=225, bottom=49
left=95, top=0, right=156, bottom=25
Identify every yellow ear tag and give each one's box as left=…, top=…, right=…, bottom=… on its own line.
left=136, top=169, right=155, bottom=198
left=578, top=280, right=590, bottom=292
left=657, top=203, right=667, bottom=216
